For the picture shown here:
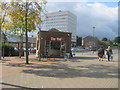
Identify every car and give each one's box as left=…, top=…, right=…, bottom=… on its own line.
left=72, top=53, right=76, bottom=56
left=14, top=47, right=18, bottom=51
left=30, top=47, right=36, bottom=53
left=71, top=48, right=77, bottom=52
left=22, top=48, right=26, bottom=51
left=84, top=48, right=92, bottom=51
left=71, top=47, right=86, bottom=52
left=3, top=47, right=24, bottom=56
left=92, top=49, right=97, bottom=51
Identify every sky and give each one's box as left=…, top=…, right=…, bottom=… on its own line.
left=3, top=0, right=119, bottom=40
left=42, top=1, right=118, bottom=40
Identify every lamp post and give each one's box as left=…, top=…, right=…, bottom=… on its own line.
left=92, top=26, right=95, bottom=49
left=0, top=23, right=1, bottom=60
left=25, top=0, right=29, bottom=64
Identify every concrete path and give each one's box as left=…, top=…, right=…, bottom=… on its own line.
left=1, top=50, right=118, bottom=88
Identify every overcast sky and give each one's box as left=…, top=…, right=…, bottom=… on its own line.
left=4, top=0, right=119, bottom=40
left=43, top=1, right=118, bottom=40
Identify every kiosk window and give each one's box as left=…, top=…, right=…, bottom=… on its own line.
left=51, top=41, right=60, bottom=50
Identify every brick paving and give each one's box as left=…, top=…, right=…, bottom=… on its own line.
left=1, top=55, right=63, bottom=77
left=0, top=50, right=118, bottom=88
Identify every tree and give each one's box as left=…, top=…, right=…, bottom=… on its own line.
left=114, top=37, right=120, bottom=44
left=76, top=36, right=82, bottom=46
left=11, top=0, right=47, bottom=63
left=102, top=37, right=108, bottom=41
left=0, top=0, right=47, bottom=63
left=0, top=2, right=10, bottom=59
left=99, top=41, right=108, bottom=49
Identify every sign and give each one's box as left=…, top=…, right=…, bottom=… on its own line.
left=46, top=37, right=65, bottom=41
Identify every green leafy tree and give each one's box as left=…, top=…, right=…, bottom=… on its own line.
left=0, top=2, right=10, bottom=59
left=0, top=0, right=47, bottom=62
left=76, top=36, right=82, bottom=46
left=114, top=37, right=120, bottom=44
left=99, top=41, right=108, bottom=49
left=102, top=37, right=108, bottom=41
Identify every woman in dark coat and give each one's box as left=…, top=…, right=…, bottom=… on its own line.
left=98, top=47, right=104, bottom=61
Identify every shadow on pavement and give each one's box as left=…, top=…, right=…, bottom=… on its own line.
left=72, top=56, right=98, bottom=60
left=1, top=59, right=11, bottom=61
left=22, top=63, right=118, bottom=79
left=4, top=55, right=118, bottom=79
left=6, top=63, right=38, bottom=68
left=1, top=82, right=35, bottom=90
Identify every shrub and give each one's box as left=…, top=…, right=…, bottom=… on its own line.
left=2, top=43, right=17, bottom=56
left=2, top=43, right=24, bottom=56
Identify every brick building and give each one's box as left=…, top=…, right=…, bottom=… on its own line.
left=82, top=36, right=99, bottom=49
left=4, top=35, right=36, bottom=49
left=36, top=28, right=72, bottom=58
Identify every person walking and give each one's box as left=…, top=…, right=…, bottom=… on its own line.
left=98, top=46, right=105, bottom=61
left=9, top=48, right=12, bottom=56
left=106, top=46, right=113, bottom=61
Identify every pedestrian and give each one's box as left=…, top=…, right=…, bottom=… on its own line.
left=64, top=53, right=68, bottom=61
left=9, top=48, right=11, bottom=56
left=106, top=46, right=113, bottom=61
left=98, top=46, right=105, bottom=61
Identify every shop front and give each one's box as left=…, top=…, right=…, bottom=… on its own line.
left=36, top=28, right=71, bottom=58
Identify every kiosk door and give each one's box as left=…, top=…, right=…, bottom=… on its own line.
left=45, top=40, right=51, bottom=56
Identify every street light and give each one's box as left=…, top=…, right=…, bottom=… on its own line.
left=25, top=0, right=29, bottom=64
left=0, top=22, right=1, bottom=60
left=92, top=26, right=95, bottom=48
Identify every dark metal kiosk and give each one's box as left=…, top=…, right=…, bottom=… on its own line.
left=36, top=28, right=72, bottom=58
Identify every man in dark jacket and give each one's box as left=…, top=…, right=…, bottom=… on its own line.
left=106, top=46, right=113, bottom=61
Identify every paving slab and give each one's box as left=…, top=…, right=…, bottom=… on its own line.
left=1, top=50, right=118, bottom=88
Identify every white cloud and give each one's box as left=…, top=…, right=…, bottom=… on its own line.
left=74, top=3, right=118, bottom=40
left=28, top=2, right=118, bottom=40
left=5, top=1, right=117, bottom=40
left=46, top=0, right=119, bottom=2
left=4, top=0, right=119, bottom=3
left=42, top=2, right=118, bottom=40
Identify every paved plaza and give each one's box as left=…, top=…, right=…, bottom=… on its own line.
left=0, top=49, right=119, bottom=88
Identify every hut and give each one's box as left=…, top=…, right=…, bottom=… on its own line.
left=36, top=28, right=72, bottom=58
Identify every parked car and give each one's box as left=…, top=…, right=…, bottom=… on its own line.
left=85, top=48, right=92, bottom=51
left=90, top=48, right=97, bottom=51
left=71, top=47, right=86, bottom=52
left=72, top=53, right=76, bottom=56
left=29, top=47, right=36, bottom=53
left=71, top=48, right=77, bottom=52
left=21, top=48, right=26, bottom=52
left=2, top=47, right=24, bottom=56
left=28, top=47, right=33, bottom=52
